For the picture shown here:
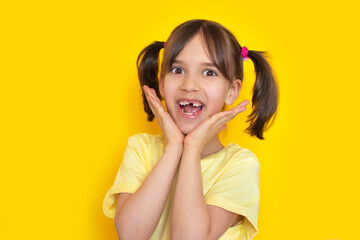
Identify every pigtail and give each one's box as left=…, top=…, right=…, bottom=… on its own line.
left=245, top=50, right=279, bottom=140
left=136, top=41, right=165, bottom=121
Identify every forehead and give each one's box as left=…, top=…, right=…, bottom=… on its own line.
left=174, top=34, right=213, bottom=63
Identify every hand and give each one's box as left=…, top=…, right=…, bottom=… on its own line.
left=143, top=85, right=184, bottom=147
left=184, top=100, right=249, bottom=153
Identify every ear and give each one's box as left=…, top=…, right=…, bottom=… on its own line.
left=225, top=79, right=242, bottom=105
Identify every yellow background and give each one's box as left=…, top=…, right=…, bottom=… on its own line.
left=1, top=0, right=359, bottom=239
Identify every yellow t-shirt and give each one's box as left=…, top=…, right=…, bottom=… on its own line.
left=103, top=133, right=260, bottom=240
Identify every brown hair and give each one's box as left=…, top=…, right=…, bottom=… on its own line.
left=136, top=19, right=279, bottom=140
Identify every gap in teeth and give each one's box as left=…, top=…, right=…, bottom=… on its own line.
left=178, top=101, right=203, bottom=107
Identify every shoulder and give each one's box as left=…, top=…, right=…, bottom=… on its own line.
left=127, top=132, right=163, bottom=143
left=125, top=133, right=165, bottom=169
left=225, top=144, right=260, bottom=170
left=127, top=133, right=164, bottom=149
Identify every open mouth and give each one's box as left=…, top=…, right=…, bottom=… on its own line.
left=177, top=100, right=204, bottom=116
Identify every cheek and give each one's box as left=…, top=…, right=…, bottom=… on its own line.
left=163, top=89, right=175, bottom=103
left=210, top=97, right=226, bottom=113
left=206, top=87, right=228, bottom=112
left=163, top=87, right=177, bottom=112
left=163, top=78, right=180, bottom=102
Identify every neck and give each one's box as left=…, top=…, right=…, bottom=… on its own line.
left=200, top=135, right=224, bottom=159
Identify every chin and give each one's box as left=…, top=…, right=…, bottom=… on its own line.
left=178, top=123, right=198, bottom=136
left=181, top=129, right=191, bottom=136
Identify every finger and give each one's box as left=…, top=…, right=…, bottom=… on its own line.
left=225, top=107, right=247, bottom=121
left=143, top=85, right=152, bottom=97
left=242, top=99, right=250, bottom=105
left=148, top=94, right=165, bottom=113
left=143, top=86, right=167, bottom=126
left=232, top=100, right=249, bottom=110
left=147, top=86, right=155, bottom=97
left=143, top=86, right=157, bottom=109
left=231, top=105, right=247, bottom=115
left=145, top=93, right=165, bottom=120
left=144, top=85, right=162, bottom=107
left=206, top=103, right=247, bottom=134
left=144, top=94, right=157, bottom=113
left=212, top=110, right=237, bottom=122
left=147, top=87, right=162, bottom=106
left=153, top=91, right=163, bottom=106
left=149, top=87, right=158, bottom=99
left=200, top=111, right=232, bottom=132
left=143, top=85, right=156, bottom=98
left=226, top=100, right=248, bottom=116
left=212, top=106, right=247, bottom=127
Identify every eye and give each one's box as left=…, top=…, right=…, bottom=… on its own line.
left=203, top=69, right=217, bottom=76
left=171, top=67, right=184, bottom=74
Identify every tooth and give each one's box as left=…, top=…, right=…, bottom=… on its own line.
left=179, top=101, right=204, bottom=107
left=180, top=101, right=191, bottom=106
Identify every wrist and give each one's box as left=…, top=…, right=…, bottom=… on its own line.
left=164, top=142, right=183, bottom=155
left=183, top=144, right=202, bottom=157
left=164, top=136, right=183, bottom=148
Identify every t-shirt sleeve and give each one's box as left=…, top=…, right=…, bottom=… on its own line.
left=103, top=134, right=150, bottom=218
left=205, top=151, right=260, bottom=240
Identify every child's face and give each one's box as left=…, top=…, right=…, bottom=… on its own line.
left=160, top=33, right=241, bottom=135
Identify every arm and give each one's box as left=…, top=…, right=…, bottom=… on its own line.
left=171, top=146, right=209, bottom=238
left=115, top=142, right=182, bottom=240
left=171, top=146, right=241, bottom=240
left=115, top=85, right=184, bottom=239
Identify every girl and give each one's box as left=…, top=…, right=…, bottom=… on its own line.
left=103, top=19, right=278, bottom=240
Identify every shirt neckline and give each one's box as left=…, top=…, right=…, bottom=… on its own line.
left=201, top=143, right=235, bottom=161
left=156, top=133, right=238, bottom=161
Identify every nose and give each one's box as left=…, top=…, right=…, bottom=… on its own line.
left=181, top=73, right=200, bottom=92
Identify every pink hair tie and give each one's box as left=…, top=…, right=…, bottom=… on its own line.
left=241, top=46, right=249, bottom=61
left=163, top=42, right=166, bottom=47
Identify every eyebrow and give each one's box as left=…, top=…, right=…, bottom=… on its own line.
left=173, top=59, right=217, bottom=68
